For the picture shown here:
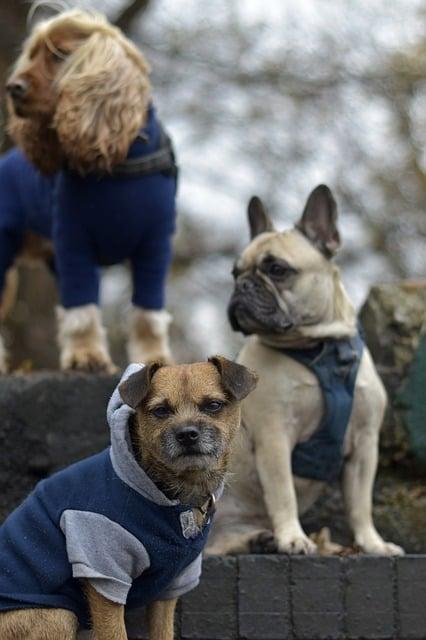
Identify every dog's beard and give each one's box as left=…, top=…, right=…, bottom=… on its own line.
left=228, top=279, right=293, bottom=336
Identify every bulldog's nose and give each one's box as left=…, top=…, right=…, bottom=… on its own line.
left=6, top=78, right=28, bottom=101
left=175, top=426, right=200, bottom=447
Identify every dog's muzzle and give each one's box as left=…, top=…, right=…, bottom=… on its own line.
left=228, top=275, right=293, bottom=335
left=6, top=78, right=29, bottom=102
left=161, top=421, right=223, bottom=465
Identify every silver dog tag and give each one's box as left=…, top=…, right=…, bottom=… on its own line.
left=180, top=510, right=199, bottom=539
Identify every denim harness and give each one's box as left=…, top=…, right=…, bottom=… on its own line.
left=281, top=331, right=364, bottom=482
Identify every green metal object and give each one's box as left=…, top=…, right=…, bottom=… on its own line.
left=400, top=333, right=426, bottom=465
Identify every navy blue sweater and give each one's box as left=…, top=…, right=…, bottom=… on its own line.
left=0, top=106, right=177, bottom=309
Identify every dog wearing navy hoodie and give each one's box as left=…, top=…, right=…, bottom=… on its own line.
left=0, top=8, right=177, bottom=373
left=0, top=357, right=258, bottom=639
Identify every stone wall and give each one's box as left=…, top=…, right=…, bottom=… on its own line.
left=359, top=280, right=426, bottom=469
left=0, top=372, right=118, bottom=522
left=80, top=555, right=426, bottom=640
left=175, top=555, right=426, bottom=640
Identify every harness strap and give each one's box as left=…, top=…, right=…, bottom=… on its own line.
left=113, top=124, right=178, bottom=179
left=279, top=330, right=364, bottom=482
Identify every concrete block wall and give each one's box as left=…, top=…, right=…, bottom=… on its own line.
left=118, top=555, right=426, bottom=640
left=174, top=555, right=426, bottom=640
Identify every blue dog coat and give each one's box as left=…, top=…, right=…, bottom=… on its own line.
left=0, top=105, right=177, bottom=309
left=0, top=365, right=213, bottom=628
left=281, top=332, right=364, bottom=482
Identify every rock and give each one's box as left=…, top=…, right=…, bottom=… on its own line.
left=0, top=372, right=118, bottom=523
left=359, top=280, right=426, bottom=468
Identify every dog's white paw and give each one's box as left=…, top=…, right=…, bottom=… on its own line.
left=355, top=530, right=405, bottom=556
left=277, top=531, right=317, bottom=555
left=360, top=540, right=405, bottom=556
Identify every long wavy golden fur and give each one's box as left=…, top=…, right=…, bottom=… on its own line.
left=7, top=8, right=151, bottom=174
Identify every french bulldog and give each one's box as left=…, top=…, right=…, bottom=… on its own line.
left=206, top=185, right=404, bottom=556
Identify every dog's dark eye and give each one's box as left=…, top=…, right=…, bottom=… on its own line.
left=151, top=405, right=171, bottom=419
left=231, top=265, right=240, bottom=279
left=268, top=263, right=288, bottom=278
left=201, top=400, right=224, bottom=414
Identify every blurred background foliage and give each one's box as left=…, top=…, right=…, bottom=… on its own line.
left=0, top=0, right=425, bottom=366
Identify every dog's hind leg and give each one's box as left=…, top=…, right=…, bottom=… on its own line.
left=0, top=333, right=7, bottom=373
left=146, top=598, right=177, bottom=640
left=0, top=268, right=20, bottom=373
left=127, top=307, right=173, bottom=365
left=0, top=608, right=78, bottom=640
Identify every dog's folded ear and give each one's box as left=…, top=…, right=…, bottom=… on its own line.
left=209, top=356, right=258, bottom=401
left=248, top=196, right=275, bottom=239
left=296, top=184, right=341, bottom=257
left=119, top=363, right=163, bottom=409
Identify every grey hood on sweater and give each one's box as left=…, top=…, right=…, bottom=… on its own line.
left=107, top=363, right=179, bottom=506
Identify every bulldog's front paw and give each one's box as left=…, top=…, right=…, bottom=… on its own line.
left=359, top=539, right=405, bottom=556
left=355, top=529, right=405, bottom=556
left=276, top=530, right=317, bottom=555
left=62, top=348, right=117, bottom=374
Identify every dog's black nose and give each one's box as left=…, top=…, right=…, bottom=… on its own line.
left=175, top=426, right=200, bottom=447
left=6, top=79, right=28, bottom=101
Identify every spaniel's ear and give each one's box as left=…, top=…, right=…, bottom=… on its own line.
left=54, top=31, right=151, bottom=174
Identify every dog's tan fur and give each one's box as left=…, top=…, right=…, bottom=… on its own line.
left=207, top=187, right=404, bottom=557
left=0, top=608, right=78, bottom=640
left=0, top=357, right=257, bottom=639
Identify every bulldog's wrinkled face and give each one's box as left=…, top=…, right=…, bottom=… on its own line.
left=119, top=357, right=257, bottom=475
left=228, top=186, right=341, bottom=337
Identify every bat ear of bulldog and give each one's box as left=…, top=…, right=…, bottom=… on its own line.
left=247, top=196, right=275, bottom=239
left=209, top=355, right=258, bottom=401
left=296, top=184, right=341, bottom=258
left=119, top=362, right=163, bottom=409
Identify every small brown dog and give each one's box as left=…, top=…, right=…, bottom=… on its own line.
left=0, top=357, right=257, bottom=640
